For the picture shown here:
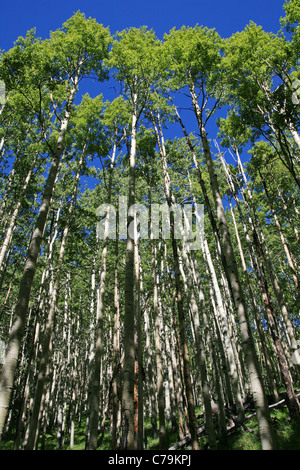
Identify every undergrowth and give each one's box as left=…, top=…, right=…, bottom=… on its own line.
left=0, top=406, right=299, bottom=450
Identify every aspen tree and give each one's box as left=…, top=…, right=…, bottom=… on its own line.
left=163, top=25, right=277, bottom=450
left=85, top=251, right=97, bottom=448
left=143, top=295, right=159, bottom=440
left=88, top=98, right=120, bottom=450
left=237, top=150, right=300, bottom=381
left=228, top=198, right=279, bottom=401
left=149, top=106, right=200, bottom=450
left=218, top=119, right=300, bottom=379
left=0, top=150, right=40, bottom=272
left=26, top=149, right=87, bottom=449
left=218, top=134, right=300, bottom=419
left=0, top=14, right=110, bottom=437
left=260, top=174, right=300, bottom=294
left=111, top=196, right=121, bottom=450
left=107, top=27, right=160, bottom=449
left=223, top=23, right=300, bottom=189
left=149, top=192, right=167, bottom=449
left=178, top=237, right=217, bottom=449
left=217, top=146, right=280, bottom=399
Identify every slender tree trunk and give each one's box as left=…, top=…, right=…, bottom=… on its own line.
left=277, top=187, right=300, bottom=244
left=251, top=223, right=300, bottom=419
left=260, top=175, right=300, bottom=293
left=137, top=255, right=144, bottom=450
left=0, top=154, right=38, bottom=272
left=69, top=312, right=79, bottom=449
left=163, top=244, right=186, bottom=440
left=132, top=217, right=145, bottom=450
left=0, top=80, right=78, bottom=438
left=149, top=193, right=167, bottom=449
left=0, top=156, right=60, bottom=438
left=187, top=84, right=277, bottom=450
left=235, top=149, right=300, bottom=373
left=0, top=167, right=15, bottom=226
left=150, top=108, right=200, bottom=450
left=122, top=92, right=138, bottom=450
left=143, top=296, right=158, bottom=441
left=228, top=199, right=279, bottom=401
left=85, top=253, right=97, bottom=448
left=218, top=148, right=281, bottom=402
left=111, top=198, right=121, bottom=450
left=25, top=148, right=84, bottom=449
left=88, top=144, right=117, bottom=450
left=159, top=252, right=177, bottom=431
left=178, top=237, right=217, bottom=449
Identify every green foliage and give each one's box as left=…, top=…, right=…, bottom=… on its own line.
left=68, top=93, right=107, bottom=156
left=49, top=11, right=111, bottom=81
left=217, top=111, right=255, bottom=150
left=106, top=26, right=161, bottom=106
left=163, top=25, right=222, bottom=91
left=0, top=11, right=111, bottom=129
left=221, top=20, right=299, bottom=142
left=281, top=0, right=300, bottom=61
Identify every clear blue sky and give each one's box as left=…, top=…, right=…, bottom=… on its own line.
left=1, top=0, right=286, bottom=50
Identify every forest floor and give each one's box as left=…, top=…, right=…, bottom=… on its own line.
left=215, top=407, right=300, bottom=450
left=0, top=405, right=299, bottom=450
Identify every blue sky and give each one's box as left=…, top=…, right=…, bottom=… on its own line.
left=1, top=0, right=286, bottom=50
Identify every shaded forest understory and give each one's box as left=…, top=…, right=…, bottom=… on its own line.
left=1, top=397, right=300, bottom=450
left=1, top=0, right=300, bottom=451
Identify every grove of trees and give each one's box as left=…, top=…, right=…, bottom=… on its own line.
left=0, top=0, right=299, bottom=451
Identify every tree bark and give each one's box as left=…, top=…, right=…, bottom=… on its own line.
left=0, top=154, right=38, bottom=272
left=88, top=143, right=117, bottom=450
left=150, top=108, right=200, bottom=450
left=149, top=193, right=167, bottom=449
left=122, top=91, right=138, bottom=450
left=111, top=198, right=121, bottom=450
left=0, top=78, right=78, bottom=438
left=187, top=83, right=277, bottom=450
left=25, top=144, right=84, bottom=449
left=260, top=175, right=300, bottom=293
